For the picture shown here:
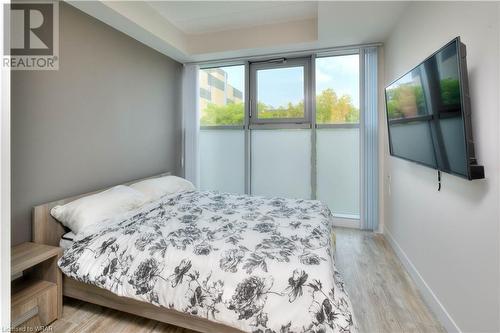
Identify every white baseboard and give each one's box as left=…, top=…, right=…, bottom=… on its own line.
left=384, top=230, right=461, bottom=333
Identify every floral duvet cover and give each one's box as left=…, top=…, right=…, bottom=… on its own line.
left=59, top=190, right=356, bottom=333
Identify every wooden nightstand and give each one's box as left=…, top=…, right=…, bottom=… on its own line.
left=11, top=242, right=63, bottom=330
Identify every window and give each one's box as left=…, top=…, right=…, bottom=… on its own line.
left=200, top=87, right=211, bottom=100
left=315, top=54, right=359, bottom=124
left=198, top=65, right=245, bottom=194
left=315, top=54, right=360, bottom=217
left=257, top=67, right=304, bottom=119
left=250, top=58, right=310, bottom=124
left=198, top=52, right=364, bottom=219
left=199, top=65, right=245, bottom=126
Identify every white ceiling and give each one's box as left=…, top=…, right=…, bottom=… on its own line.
left=146, top=1, right=318, bottom=35
left=69, top=1, right=412, bottom=62
left=317, top=2, right=410, bottom=47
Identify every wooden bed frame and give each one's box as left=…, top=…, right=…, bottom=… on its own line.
left=32, top=172, right=244, bottom=333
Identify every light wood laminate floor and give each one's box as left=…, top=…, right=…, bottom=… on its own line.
left=50, top=228, right=445, bottom=333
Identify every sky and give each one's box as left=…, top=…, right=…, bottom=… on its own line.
left=316, top=54, right=359, bottom=108
left=222, top=65, right=245, bottom=93
left=258, top=67, right=304, bottom=108
left=220, top=54, right=360, bottom=109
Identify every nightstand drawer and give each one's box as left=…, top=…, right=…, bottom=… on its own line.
left=12, top=279, right=57, bottom=329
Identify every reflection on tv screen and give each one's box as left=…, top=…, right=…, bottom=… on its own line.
left=385, top=40, right=468, bottom=177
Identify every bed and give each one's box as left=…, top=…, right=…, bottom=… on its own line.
left=32, top=173, right=355, bottom=333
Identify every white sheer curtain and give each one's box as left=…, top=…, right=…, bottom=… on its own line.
left=362, top=47, right=379, bottom=231
left=181, top=64, right=200, bottom=187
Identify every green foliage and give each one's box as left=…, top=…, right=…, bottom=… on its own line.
left=258, top=101, right=304, bottom=119
left=200, top=89, right=359, bottom=126
left=316, top=88, right=359, bottom=124
left=201, top=101, right=245, bottom=126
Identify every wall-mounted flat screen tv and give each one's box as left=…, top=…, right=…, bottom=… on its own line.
left=385, top=37, right=484, bottom=180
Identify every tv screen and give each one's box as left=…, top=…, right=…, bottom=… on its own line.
left=385, top=37, right=484, bottom=180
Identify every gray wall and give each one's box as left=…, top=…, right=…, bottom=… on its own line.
left=11, top=3, right=182, bottom=245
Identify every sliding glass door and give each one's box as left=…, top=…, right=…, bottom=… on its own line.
left=198, top=52, right=361, bottom=220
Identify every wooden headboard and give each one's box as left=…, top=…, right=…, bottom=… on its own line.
left=32, top=172, right=171, bottom=246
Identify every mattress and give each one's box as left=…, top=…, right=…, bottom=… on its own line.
left=58, top=190, right=355, bottom=333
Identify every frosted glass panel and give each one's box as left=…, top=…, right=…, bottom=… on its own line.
left=317, top=128, right=360, bottom=216
left=251, top=130, right=311, bottom=199
left=200, top=129, right=245, bottom=194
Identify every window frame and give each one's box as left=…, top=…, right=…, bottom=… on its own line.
left=249, top=57, right=312, bottom=127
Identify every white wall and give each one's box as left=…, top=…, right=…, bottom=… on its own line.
left=383, top=2, right=499, bottom=332
left=0, top=2, right=11, bottom=328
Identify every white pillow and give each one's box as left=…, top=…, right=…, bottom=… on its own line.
left=129, top=175, right=195, bottom=202
left=50, top=185, right=146, bottom=234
